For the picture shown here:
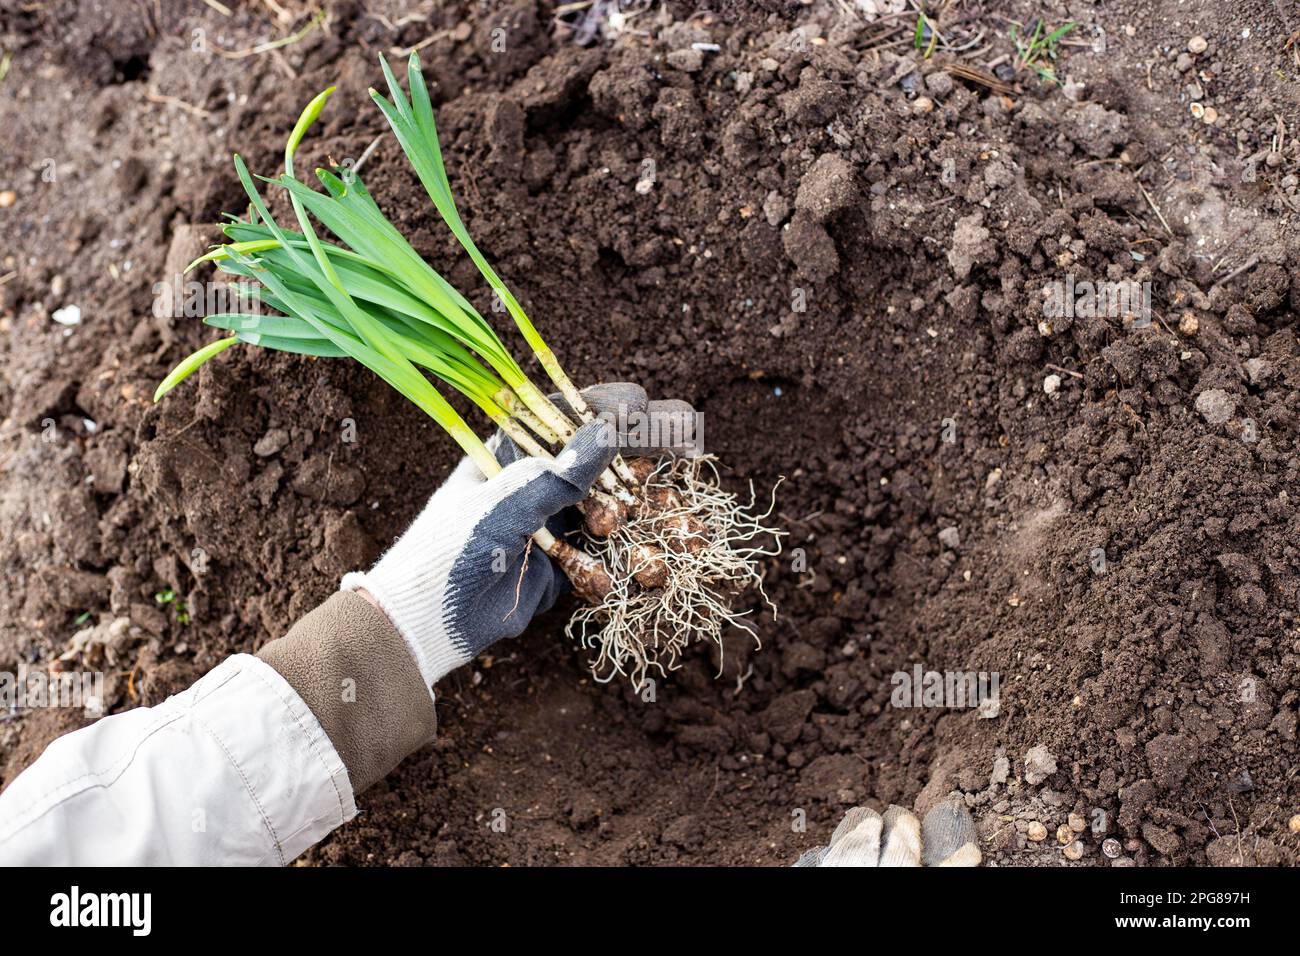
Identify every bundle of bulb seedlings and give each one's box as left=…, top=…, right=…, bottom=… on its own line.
left=155, top=54, right=782, bottom=688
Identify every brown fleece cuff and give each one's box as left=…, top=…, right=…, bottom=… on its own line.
left=257, top=591, right=438, bottom=794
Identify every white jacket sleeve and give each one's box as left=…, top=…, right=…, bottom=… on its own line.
left=0, top=653, right=356, bottom=866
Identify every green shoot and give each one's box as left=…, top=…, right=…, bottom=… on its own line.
left=370, top=53, right=591, bottom=424
left=153, top=335, right=238, bottom=402
left=1010, top=19, right=1076, bottom=85
left=155, top=88, right=550, bottom=479
left=912, top=13, right=938, bottom=59
left=155, top=588, right=190, bottom=626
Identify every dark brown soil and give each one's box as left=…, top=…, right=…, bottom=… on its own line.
left=2, top=0, right=1299, bottom=866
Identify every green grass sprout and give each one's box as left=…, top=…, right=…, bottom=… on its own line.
left=912, top=12, right=938, bottom=60
left=1010, top=18, right=1077, bottom=85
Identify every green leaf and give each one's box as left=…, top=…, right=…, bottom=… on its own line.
left=154, top=336, right=239, bottom=402
left=286, top=86, right=336, bottom=170
left=373, top=53, right=550, bottom=360
left=1046, top=22, right=1077, bottom=44
left=264, top=171, right=520, bottom=375
left=203, top=313, right=321, bottom=339
left=235, top=331, right=350, bottom=357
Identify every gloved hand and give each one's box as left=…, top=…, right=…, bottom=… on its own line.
left=341, top=383, right=694, bottom=695
left=795, top=799, right=982, bottom=867
left=494, top=383, right=701, bottom=466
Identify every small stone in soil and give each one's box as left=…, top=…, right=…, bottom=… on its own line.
left=990, top=755, right=1010, bottom=786
left=1195, top=388, right=1236, bottom=425
left=1024, top=745, right=1057, bottom=784
left=254, top=428, right=290, bottom=457
left=52, top=304, right=82, bottom=326
left=666, top=48, right=703, bottom=72
left=924, top=71, right=953, bottom=97
left=763, top=190, right=789, bottom=226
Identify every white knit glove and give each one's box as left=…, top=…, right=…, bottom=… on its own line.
left=340, top=382, right=700, bottom=695
left=794, top=800, right=982, bottom=867
left=340, top=420, right=617, bottom=695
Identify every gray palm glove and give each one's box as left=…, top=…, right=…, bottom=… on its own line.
left=494, top=382, right=701, bottom=466
left=795, top=799, right=982, bottom=867
left=340, top=383, right=694, bottom=695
